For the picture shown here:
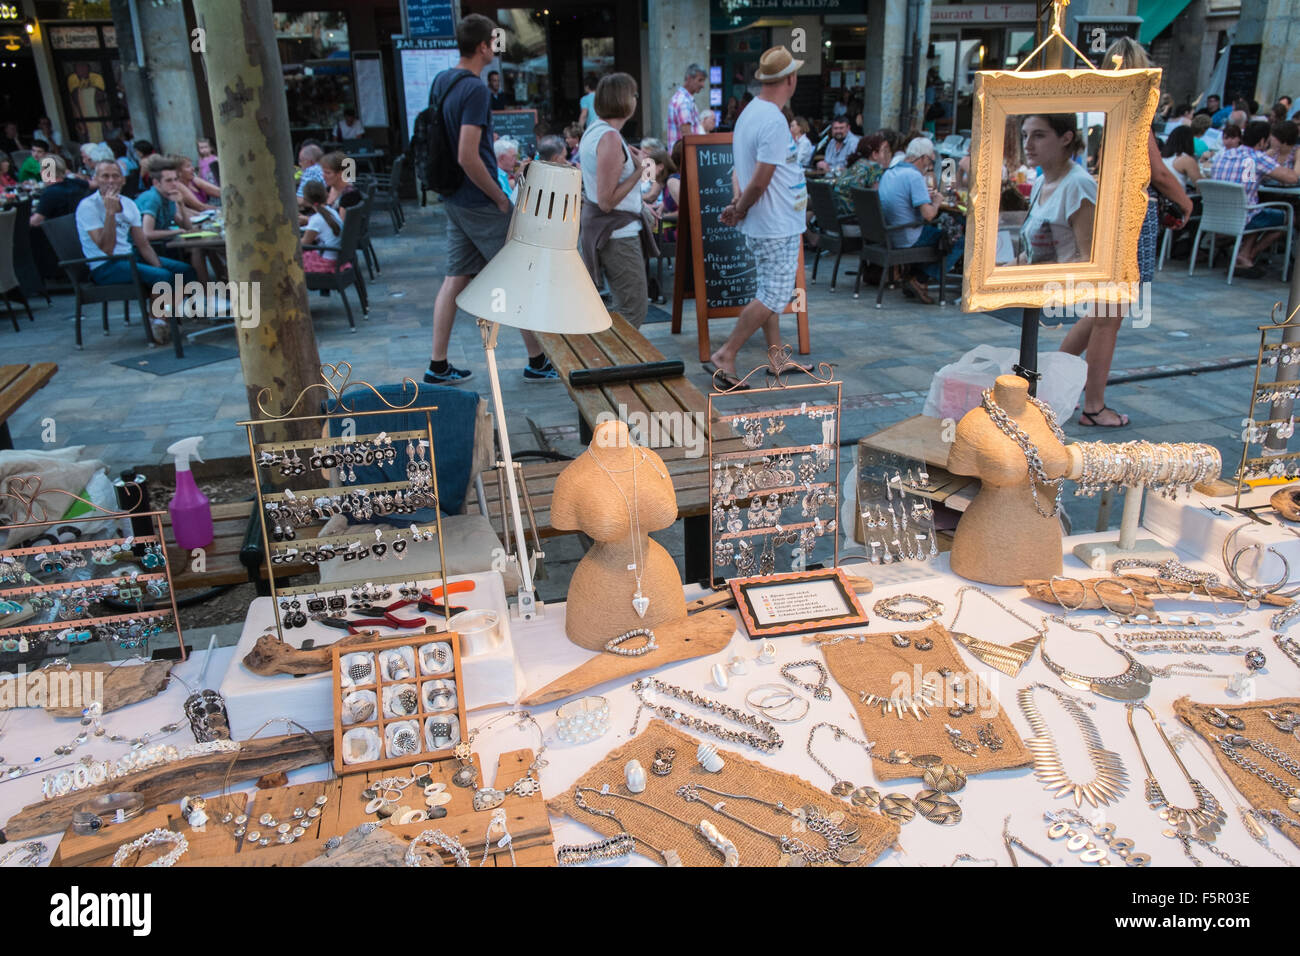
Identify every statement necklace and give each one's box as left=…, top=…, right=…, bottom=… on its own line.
left=980, top=387, right=1065, bottom=518
left=1126, top=703, right=1226, bottom=841
left=629, top=677, right=782, bottom=753
left=677, top=782, right=862, bottom=865
left=1018, top=683, right=1128, bottom=808
left=452, top=710, right=548, bottom=811
left=947, top=585, right=1044, bottom=678
left=1039, top=616, right=1152, bottom=701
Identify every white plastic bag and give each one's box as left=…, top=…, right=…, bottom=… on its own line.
left=922, top=345, right=1086, bottom=424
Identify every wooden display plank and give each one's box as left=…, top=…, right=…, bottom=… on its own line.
left=51, top=794, right=247, bottom=867
left=858, top=416, right=954, bottom=470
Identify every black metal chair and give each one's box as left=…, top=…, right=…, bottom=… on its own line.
left=303, top=207, right=368, bottom=330
left=352, top=193, right=380, bottom=279
left=40, top=214, right=182, bottom=354
left=850, top=188, right=945, bottom=308
left=121, top=168, right=141, bottom=199
left=0, top=209, right=34, bottom=332
left=806, top=178, right=862, bottom=292
left=363, top=154, right=405, bottom=232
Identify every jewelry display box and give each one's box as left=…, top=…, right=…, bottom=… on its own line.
left=331, top=631, right=468, bottom=775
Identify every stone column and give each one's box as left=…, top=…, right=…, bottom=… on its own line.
left=647, top=0, right=710, bottom=143
left=1252, top=0, right=1300, bottom=107
left=115, top=0, right=206, bottom=153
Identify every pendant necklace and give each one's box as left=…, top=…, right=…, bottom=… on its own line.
left=676, top=782, right=862, bottom=865
left=1039, top=615, right=1152, bottom=701
left=806, top=721, right=877, bottom=797
left=1017, top=682, right=1129, bottom=808
left=1126, top=702, right=1226, bottom=841
left=449, top=711, right=548, bottom=810
left=947, top=585, right=1044, bottom=678
left=980, top=387, right=1065, bottom=519
left=629, top=677, right=783, bottom=752
left=588, top=444, right=659, bottom=619
left=572, top=785, right=734, bottom=866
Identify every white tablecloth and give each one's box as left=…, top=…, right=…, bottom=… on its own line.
left=5, top=518, right=1300, bottom=867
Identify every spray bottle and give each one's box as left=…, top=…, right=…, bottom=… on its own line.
left=167, top=436, right=214, bottom=549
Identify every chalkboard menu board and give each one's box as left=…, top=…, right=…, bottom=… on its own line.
left=492, top=109, right=539, bottom=160
left=404, top=0, right=455, bottom=38
left=671, top=133, right=809, bottom=362
left=1073, top=18, right=1143, bottom=68
left=1225, top=44, right=1262, bottom=104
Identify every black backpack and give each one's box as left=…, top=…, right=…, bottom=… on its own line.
left=412, top=69, right=475, bottom=197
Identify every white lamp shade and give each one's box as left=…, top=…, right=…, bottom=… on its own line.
left=455, top=161, right=612, bottom=335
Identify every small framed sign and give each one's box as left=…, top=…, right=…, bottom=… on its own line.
left=729, top=568, right=868, bottom=639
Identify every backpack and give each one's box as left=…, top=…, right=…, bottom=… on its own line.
left=412, top=69, right=475, bottom=197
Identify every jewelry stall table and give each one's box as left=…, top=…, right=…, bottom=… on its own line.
left=5, top=514, right=1300, bottom=866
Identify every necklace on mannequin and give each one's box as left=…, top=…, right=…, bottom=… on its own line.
left=587, top=442, right=665, bottom=618
left=979, top=387, right=1065, bottom=519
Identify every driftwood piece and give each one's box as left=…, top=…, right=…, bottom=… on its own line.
left=303, top=824, right=407, bottom=867
left=1025, top=574, right=1293, bottom=612
left=1271, top=485, right=1300, bottom=522
left=1, top=732, right=332, bottom=841
left=685, top=573, right=873, bottom=615
left=241, top=628, right=382, bottom=676
left=0, top=660, right=174, bottom=717
left=522, top=609, right=737, bottom=707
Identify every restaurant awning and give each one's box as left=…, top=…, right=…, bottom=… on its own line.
left=1137, top=0, right=1193, bottom=43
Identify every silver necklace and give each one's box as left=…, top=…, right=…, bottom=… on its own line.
left=980, top=387, right=1064, bottom=518
left=948, top=585, right=1045, bottom=678
left=587, top=444, right=657, bottom=618
left=629, top=677, right=783, bottom=752
left=1275, top=634, right=1300, bottom=671
left=806, top=721, right=876, bottom=796
left=1126, top=703, right=1226, bottom=841
left=677, top=782, right=862, bottom=865
left=1040, top=616, right=1152, bottom=701
left=1017, top=683, right=1128, bottom=808
left=455, top=711, right=548, bottom=811
left=1211, top=734, right=1300, bottom=812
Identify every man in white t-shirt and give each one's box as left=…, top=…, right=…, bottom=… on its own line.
left=714, top=46, right=808, bottom=384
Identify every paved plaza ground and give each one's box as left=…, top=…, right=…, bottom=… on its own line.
left=7, top=200, right=1294, bottom=614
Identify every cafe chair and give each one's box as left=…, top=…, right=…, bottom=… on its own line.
left=121, top=168, right=141, bottom=199
left=0, top=209, right=35, bottom=332
left=850, top=187, right=945, bottom=308
left=806, top=178, right=861, bottom=293
left=1187, top=179, right=1293, bottom=284
left=352, top=194, right=380, bottom=279
left=40, top=214, right=182, bottom=355
left=363, top=154, right=405, bottom=233
left=303, top=206, right=369, bottom=330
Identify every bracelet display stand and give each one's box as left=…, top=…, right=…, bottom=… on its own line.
left=0, top=477, right=184, bottom=662
left=708, top=347, right=842, bottom=588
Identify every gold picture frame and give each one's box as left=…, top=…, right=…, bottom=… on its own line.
left=962, top=67, right=1162, bottom=313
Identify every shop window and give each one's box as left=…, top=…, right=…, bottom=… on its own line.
left=275, top=12, right=353, bottom=132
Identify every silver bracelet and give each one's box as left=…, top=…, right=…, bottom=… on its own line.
left=604, top=627, right=657, bottom=657
left=404, top=828, right=470, bottom=867
left=111, top=828, right=188, bottom=868
left=72, top=792, right=146, bottom=835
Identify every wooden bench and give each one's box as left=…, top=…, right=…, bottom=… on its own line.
left=0, top=363, right=57, bottom=450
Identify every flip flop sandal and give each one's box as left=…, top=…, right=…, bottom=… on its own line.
left=1078, top=406, right=1130, bottom=428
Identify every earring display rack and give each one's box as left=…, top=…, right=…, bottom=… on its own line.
left=237, top=365, right=450, bottom=644
left=1236, top=308, right=1300, bottom=501
left=708, top=349, right=842, bottom=589
left=0, top=477, right=185, bottom=660
left=855, top=447, right=941, bottom=567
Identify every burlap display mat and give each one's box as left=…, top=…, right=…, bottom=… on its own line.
left=813, top=621, right=1031, bottom=781
left=547, top=720, right=900, bottom=867
left=1172, top=695, right=1300, bottom=850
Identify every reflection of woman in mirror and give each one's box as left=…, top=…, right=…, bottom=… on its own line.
left=1058, top=37, right=1192, bottom=429
left=1016, top=114, right=1095, bottom=264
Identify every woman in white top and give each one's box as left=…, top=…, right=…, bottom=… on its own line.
left=1160, top=125, right=1200, bottom=188
left=1017, top=113, right=1096, bottom=264
left=578, top=72, right=649, bottom=328
left=790, top=117, right=814, bottom=167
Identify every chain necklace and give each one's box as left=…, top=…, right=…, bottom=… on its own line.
left=1112, top=557, right=1221, bottom=589
left=807, top=721, right=877, bottom=796
left=677, top=782, right=862, bottom=865
left=1126, top=703, right=1226, bottom=840
left=980, top=387, right=1064, bottom=518
left=947, top=585, right=1045, bottom=678
left=571, top=786, right=684, bottom=866
left=1040, top=616, right=1152, bottom=701
left=571, top=785, right=743, bottom=866
left=629, top=677, right=783, bottom=752
left=1018, top=683, right=1129, bottom=808
left=587, top=444, right=658, bottom=618
left=1172, top=830, right=1246, bottom=867
left=453, top=711, right=548, bottom=810
left=1185, top=731, right=1296, bottom=866
left=1003, top=815, right=1054, bottom=866
left=1211, top=734, right=1300, bottom=812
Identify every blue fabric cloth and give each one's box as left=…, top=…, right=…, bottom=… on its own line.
left=91, top=255, right=197, bottom=287
left=1248, top=208, right=1286, bottom=230
left=323, top=382, right=480, bottom=522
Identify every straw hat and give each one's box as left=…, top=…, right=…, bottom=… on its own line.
left=754, top=46, right=804, bottom=83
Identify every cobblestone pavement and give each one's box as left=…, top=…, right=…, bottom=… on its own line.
left=9, top=200, right=1293, bottom=605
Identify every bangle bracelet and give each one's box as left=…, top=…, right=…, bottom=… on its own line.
left=604, top=628, right=657, bottom=657
left=111, top=828, right=188, bottom=868
left=555, top=696, right=610, bottom=744
left=72, top=792, right=146, bottom=835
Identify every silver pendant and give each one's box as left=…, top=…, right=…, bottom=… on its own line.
left=632, top=592, right=649, bottom=618
left=452, top=765, right=478, bottom=789
left=473, top=787, right=505, bottom=811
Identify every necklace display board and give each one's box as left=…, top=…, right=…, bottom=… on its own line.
left=547, top=720, right=900, bottom=867
left=236, top=364, right=449, bottom=644
left=670, top=133, right=809, bottom=362
left=1235, top=306, right=1300, bottom=498
left=0, top=477, right=184, bottom=663
left=708, top=350, right=842, bottom=588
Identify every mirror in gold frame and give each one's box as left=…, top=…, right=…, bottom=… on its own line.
left=962, top=67, right=1161, bottom=314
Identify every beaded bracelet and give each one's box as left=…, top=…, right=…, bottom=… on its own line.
left=556, top=831, right=636, bottom=866
left=873, top=593, right=944, bottom=622
left=604, top=627, right=657, bottom=657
